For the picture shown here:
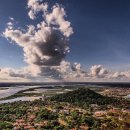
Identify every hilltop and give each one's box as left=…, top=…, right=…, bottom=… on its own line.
left=50, top=88, right=120, bottom=107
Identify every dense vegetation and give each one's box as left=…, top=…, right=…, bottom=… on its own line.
left=0, top=100, right=102, bottom=130
left=50, top=88, right=121, bottom=107
left=0, top=87, right=130, bottom=129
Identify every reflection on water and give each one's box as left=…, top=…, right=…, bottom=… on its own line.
left=0, top=85, right=76, bottom=104
left=35, top=88, right=59, bottom=93
left=0, top=96, right=41, bottom=104
left=0, top=85, right=63, bottom=104
left=0, top=85, right=41, bottom=99
left=23, top=90, right=40, bottom=94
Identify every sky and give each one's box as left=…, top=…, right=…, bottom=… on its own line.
left=0, top=0, right=130, bottom=82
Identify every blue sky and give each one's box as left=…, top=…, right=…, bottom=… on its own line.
left=0, top=0, right=130, bottom=70
left=0, top=0, right=130, bottom=82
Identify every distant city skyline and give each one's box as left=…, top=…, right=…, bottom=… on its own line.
left=0, top=0, right=130, bottom=82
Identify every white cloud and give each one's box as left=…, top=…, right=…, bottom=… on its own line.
left=0, top=68, right=30, bottom=82
left=27, top=0, right=73, bottom=37
left=90, top=65, right=108, bottom=77
left=7, top=22, right=13, bottom=26
left=2, top=0, right=130, bottom=82
left=9, top=17, right=14, bottom=21
left=3, top=0, right=74, bottom=81
left=27, top=0, right=48, bottom=20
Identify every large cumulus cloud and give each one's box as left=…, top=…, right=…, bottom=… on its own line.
left=4, top=0, right=73, bottom=66
left=4, top=25, right=70, bottom=66
left=1, top=0, right=130, bottom=82
left=3, top=0, right=74, bottom=80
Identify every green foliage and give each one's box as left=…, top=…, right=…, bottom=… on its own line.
left=0, top=87, right=129, bottom=130
left=41, top=120, right=65, bottom=129
left=0, top=121, right=13, bottom=129
left=50, top=88, right=118, bottom=107
left=36, top=108, right=58, bottom=121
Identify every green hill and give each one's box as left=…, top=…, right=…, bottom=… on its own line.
left=50, top=88, right=119, bottom=106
